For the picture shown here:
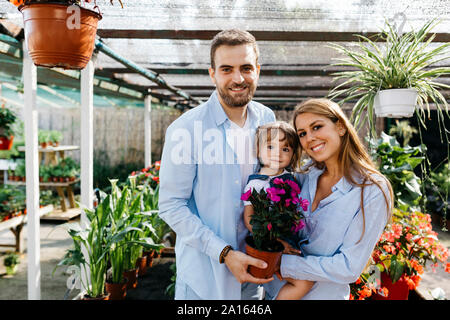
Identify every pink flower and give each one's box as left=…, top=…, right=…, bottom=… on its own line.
left=285, top=198, right=291, bottom=207
left=240, top=189, right=252, bottom=201
left=267, top=223, right=272, bottom=231
left=286, top=180, right=301, bottom=194
left=266, top=187, right=285, bottom=202
left=272, top=178, right=284, bottom=185
left=300, top=198, right=309, bottom=211
left=293, top=220, right=305, bottom=232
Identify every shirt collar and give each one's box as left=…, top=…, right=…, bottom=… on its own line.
left=308, top=165, right=353, bottom=194
left=209, top=90, right=256, bottom=128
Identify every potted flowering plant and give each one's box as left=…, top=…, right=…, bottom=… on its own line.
left=8, top=0, right=123, bottom=70
left=350, top=208, right=450, bottom=300
left=0, top=105, right=17, bottom=151
left=240, top=177, right=308, bottom=278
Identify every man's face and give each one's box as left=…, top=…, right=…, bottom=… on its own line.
left=209, top=44, right=260, bottom=109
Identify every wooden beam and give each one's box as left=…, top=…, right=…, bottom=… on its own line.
left=97, top=29, right=450, bottom=42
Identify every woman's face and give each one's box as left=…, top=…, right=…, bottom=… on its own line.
left=294, top=112, right=345, bottom=165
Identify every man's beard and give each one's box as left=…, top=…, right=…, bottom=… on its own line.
left=217, top=82, right=257, bottom=108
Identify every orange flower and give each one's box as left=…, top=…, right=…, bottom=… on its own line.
left=445, top=263, right=450, bottom=273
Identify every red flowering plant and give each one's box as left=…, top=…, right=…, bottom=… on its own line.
left=350, top=208, right=450, bottom=300
left=129, top=161, right=160, bottom=189
left=240, top=177, right=308, bottom=252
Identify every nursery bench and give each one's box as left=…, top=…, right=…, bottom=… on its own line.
left=0, top=205, right=53, bottom=253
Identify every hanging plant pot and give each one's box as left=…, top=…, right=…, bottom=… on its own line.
left=0, top=136, right=14, bottom=150
left=372, top=272, right=410, bottom=300
left=19, top=3, right=102, bottom=70
left=244, top=236, right=283, bottom=279
left=374, top=88, right=418, bottom=118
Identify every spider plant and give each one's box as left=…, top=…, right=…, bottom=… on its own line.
left=328, top=19, right=450, bottom=138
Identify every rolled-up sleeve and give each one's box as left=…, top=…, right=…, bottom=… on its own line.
left=281, top=182, right=390, bottom=284
left=158, top=123, right=228, bottom=262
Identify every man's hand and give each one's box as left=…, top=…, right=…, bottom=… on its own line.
left=224, top=250, right=274, bottom=284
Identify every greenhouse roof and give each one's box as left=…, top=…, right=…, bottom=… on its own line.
left=0, top=0, right=449, bottom=109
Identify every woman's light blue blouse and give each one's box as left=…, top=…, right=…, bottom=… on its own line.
left=265, top=165, right=391, bottom=300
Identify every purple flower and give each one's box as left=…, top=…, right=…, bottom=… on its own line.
left=240, top=189, right=252, bottom=201
left=285, top=198, right=291, bottom=207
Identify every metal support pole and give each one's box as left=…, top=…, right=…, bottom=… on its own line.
left=144, top=95, right=152, bottom=167
left=23, top=40, right=40, bottom=300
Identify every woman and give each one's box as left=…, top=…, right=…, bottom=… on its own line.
left=266, top=98, right=394, bottom=300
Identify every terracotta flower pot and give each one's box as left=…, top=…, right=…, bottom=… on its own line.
left=372, top=272, right=410, bottom=300
left=245, top=236, right=283, bottom=279
left=143, top=251, right=154, bottom=267
left=82, top=293, right=110, bottom=301
left=123, top=269, right=138, bottom=290
left=19, top=3, right=102, bottom=70
left=0, top=136, right=14, bottom=150
left=136, top=256, right=148, bottom=276
left=105, top=280, right=128, bottom=300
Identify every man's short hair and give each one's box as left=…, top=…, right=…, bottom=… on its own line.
left=210, top=29, right=259, bottom=69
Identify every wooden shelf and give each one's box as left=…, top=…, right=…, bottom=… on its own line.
left=17, top=145, right=80, bottom=153
left=5, top=178, right=80, bottom=187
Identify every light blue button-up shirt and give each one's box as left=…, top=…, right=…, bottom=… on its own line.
left=265, top=165, right=391, bottom=300
left=158, top=91, right=276, bottom=299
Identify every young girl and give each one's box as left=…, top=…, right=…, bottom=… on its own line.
left=242, top=121, right=315, bottom=300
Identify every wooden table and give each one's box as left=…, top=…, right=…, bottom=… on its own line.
left=0, top=205, right=53, bottom=252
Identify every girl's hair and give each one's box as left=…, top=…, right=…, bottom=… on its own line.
left=292, top=98, right=394, bottom=241
left=254, top=121, right=300, bottom=171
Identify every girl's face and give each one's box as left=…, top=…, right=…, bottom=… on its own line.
left=259, top=130, right=294, bottom=171
left=294, top=112, right=345, bottom=166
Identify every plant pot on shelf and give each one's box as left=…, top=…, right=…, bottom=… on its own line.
left=105, top=280, right=128, bottom=300
left=82, top=293, right=110, bottom=301
left=123, top=269, right=138, bottom=290
left=136, top=255, right=148, bottom=276
left=0, top=136, right=14, bottom=150
left=40, top=142, right=48, bottom=149
left=244, top=236, right=283, bottom=279
left=143, top=251, right=154, bottom=267
left=19, top=3, right=102, bottom=70
left=372, top=272, right=410, bottom=300
left=374, top=88, right=418, bottom=118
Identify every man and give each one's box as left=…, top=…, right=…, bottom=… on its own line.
left=158, top=29, right=276, bottom=300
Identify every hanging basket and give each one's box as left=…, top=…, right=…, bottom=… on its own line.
left=374, top=88, right=418, bottom=118
left=19, top=3, right=102, bottom=70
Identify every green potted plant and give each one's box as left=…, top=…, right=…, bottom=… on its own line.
left=8, top=0, right=123, bottom=70
left=4, top=252, right=20, bottom=275
left=14, top=159, right=26, bottom=182
left=38, top=130, right=51, bottom=149
left=240, top=177, right=307, bottom=279
left=0, top=104, right=17, bottom=151
left=49, top=130, right=63, bottom=147
left=328, top=19, right=450, bottom=136
left=369, top=132, right=424, bottom=212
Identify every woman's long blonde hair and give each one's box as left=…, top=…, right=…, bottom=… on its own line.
left=292, top=98, right=394, bottom=240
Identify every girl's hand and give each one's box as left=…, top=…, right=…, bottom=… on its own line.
left=277, top=238, right=301, bottom=256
